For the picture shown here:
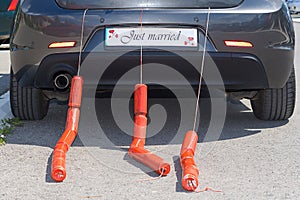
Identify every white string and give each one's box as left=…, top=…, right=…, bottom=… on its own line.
left=139, top=9, right=144, bottom=84
left=77, top=9, right=88, bottom=76
left=192, top=7, right=211, bottom=132
left=136, top=168, right=165, bottom=182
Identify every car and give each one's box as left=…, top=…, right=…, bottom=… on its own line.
left=287, top=0, right=300, bottom=14
left=0, top=0, right=18, bottom=44
left=10, top=0, right=296, bottom=121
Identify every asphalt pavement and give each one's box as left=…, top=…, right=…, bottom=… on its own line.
left=0, top=23, right=299, bottom=200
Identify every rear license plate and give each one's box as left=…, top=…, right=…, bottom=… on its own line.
left=105, top=28, right=198, bottom=47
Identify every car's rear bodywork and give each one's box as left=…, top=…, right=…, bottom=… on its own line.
left=10, top=0, right=294, bottom=96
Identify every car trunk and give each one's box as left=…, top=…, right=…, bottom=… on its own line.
left=55, top=0, right=244, bottom=9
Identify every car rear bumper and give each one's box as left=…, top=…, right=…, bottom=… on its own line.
left=15, top=51, right=269, bottom=91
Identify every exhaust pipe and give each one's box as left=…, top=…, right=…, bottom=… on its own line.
left=54, top=73, right=72, bottom=90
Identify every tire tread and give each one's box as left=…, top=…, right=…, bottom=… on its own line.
left=251, top=68, right=296, bottom=121
left=10, top=69, right=49, bottom=120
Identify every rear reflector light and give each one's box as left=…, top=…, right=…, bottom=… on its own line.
left=48, top=42, right=76, bottom=48
left=7, top=0, right=18, bottom=11
left=224, top=40, right=253, bottom=48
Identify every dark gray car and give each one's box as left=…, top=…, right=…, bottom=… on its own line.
left=10, top=0, right=296, bottom=121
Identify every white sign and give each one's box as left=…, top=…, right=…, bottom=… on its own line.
left=105, top=28, right=198, bottom=47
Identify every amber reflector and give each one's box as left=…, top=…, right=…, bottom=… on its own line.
left=224, top=40, right=253, bottom=48
left=49, top=42, right=76, bottom=48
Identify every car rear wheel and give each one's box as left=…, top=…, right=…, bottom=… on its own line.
left=10, top=69, right=49, bottom=120
left=251, top=68, right=296, bottom=121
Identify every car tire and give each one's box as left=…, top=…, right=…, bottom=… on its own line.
left=10, top=69, right=49, bottom=120
left=251, top=68, right=296, bottom=121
